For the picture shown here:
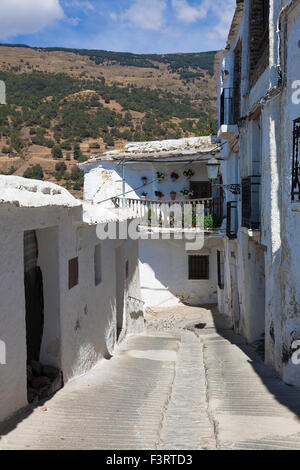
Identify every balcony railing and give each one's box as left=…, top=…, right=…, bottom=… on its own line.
left=226, top=201, right=238, bottom=239
left=220, top=88, right=235, bottom=126
left=242, top=176, right=261, bottom=229
left=112, top=197, right=223, bottom=230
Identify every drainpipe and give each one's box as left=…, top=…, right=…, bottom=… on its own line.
left=122, top=159, right=126, bottom=207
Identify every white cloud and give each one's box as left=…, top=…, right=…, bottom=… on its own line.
left=65, top=16, right=81, bottom=26
left=172, top=0, right=209, bottom=24
left=121, top=0, right=167, bottom=31
left=209, top=0, right=236, bottom=41
left=109, top=12, right=118, bottom=22
left=172, top=0, right=235, bottom=41
left=0, top=0, right=64, bottom=39
left=63, top=0, right=94, bottom=13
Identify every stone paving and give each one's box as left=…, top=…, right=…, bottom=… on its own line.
left=1, top=306, right=300, bottom=450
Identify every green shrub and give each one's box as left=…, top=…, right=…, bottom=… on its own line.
left=23, top=164, right=44, bottom=180
left=52, top=145, right=63, bottom=159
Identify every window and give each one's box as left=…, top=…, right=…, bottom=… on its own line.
left=125, top=260, right=129, bottom=280
left=227, top=201, right=238, bottom=239
left=188, top=255, right=209, bottom=280
left=249, top=0, right=270, bottom=87
left=242, top=176, right=261, bottom=229
left=292, top=118, right=300, bottom=201
left=233, top=40, right=242, bottom=122
left=217, top=251, right=225, bottom=289
left=69, top=257, right=79, bottom=290
left=189, top=181, right=212, bottom=199
left=94, top=244, right=102, bottom=286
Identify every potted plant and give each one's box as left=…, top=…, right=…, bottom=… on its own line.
left=141, top=192, right=148, bottom=199
left=183, top=169, right=195, bottom=180
left=180, top=188, right=194, bottom=198
left=170, top=171, right=179, bottom=182
left=156, top=171, right=165, bottom=182
left=141, top=176, right=148, bottom=185
left=155, top=191, right=164, bottom=199
left=170, top=191, right=177, bottom=201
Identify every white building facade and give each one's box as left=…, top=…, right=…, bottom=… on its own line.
left=0, top=176, right=143, bottom=424
left=80, top=137, right=226, bottom=309
left=219, top=0, right=300, bottom=386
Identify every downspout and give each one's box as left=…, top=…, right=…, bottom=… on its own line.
left=122, top=159, right=126, bottom=207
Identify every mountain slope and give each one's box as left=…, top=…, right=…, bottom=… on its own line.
left=0, top=45, right=219, bottom=194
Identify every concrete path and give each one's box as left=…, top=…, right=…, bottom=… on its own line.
left=1, top=306, right=300, bottom=450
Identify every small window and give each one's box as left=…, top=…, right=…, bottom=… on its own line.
left=188, top=255, right=209, bottom=280
left=69, top=257, right=79, bottom=290
left=94, top=244, right=102, bottom=286
left=125, top=260, right=129, bottom=280
left=217, top=251, right=225, bottom=289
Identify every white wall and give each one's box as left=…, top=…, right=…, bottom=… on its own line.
left=218, top=1, right=300, bottom=388
left=84, top=160, right=212, bottom=206
left=275, top=2, right=300, bottom=386
left=0, top=204, right=143, bottom=424
left=139, top=237, right=223, bottom=308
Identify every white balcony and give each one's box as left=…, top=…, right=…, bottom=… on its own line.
left=111, top=197, right=223, bottom=232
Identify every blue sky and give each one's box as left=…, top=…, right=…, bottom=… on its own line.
left=0, top=0, right=235, bottom=54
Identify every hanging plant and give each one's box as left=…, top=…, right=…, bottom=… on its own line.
left=180, top=188, right=194, bottom=198
left=156, top=171, right=165, bottom=182
left=183, top=169, right=195, bottom=179
left=141, top=176, right=148, bottom=185
left=141, top=192, right=148, bottom=198
left=170, top=171, right=179, bottom=182
left=155, top=191, right=164, bottom=199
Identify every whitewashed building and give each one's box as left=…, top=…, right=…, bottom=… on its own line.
left=218, top=0, right=300, bottom=386
left=80, top=137, right=226, bottom=308
left=0, top=176, right=143, bottom=423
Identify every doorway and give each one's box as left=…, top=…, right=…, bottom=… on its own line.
left=24, top=230, right=44, bottom=365
left=24, top=227, right=62, bottom=403
left=115, top=244, right=125, bottom=340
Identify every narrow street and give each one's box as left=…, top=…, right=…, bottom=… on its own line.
left=1, top=306, right=300, bottom=450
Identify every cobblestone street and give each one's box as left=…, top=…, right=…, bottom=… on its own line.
left=1, top=306, right=300, bottom=450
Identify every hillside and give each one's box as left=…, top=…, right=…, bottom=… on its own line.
left=0, top=44, right=219, bottom=195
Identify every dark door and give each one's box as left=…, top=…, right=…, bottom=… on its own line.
left=189, top=181, right=212, bottom=199
left=24, top=231, right=44, bottom=364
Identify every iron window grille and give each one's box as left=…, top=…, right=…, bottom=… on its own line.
left=242, top=176, right=261, bottom=229
left=292, top=118, right=300, bottom=201
left=220, top=88, right=235, bottom=126
left=227, top=201, right=238, bottom=239
left=188, top=255, right=209, bottom=281
left=217, top=251, right=225, bottom=290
